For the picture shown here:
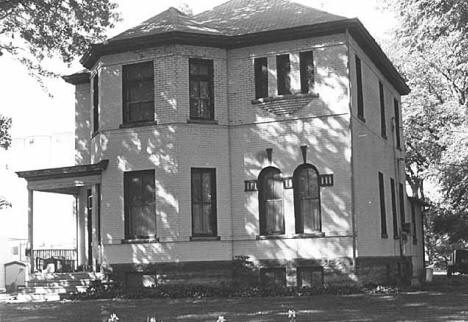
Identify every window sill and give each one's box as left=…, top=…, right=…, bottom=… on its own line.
left=292, top=232, right=325, bottom=238
left=393, top=235, right=400, bottom=240
left=121, top=238, right=159, bottom=244
left=119, top=121, right=157, bottom=129
left=358, top=116, right=366, bottom=123
left=187, top=119, right=218, bottom=125
left=91, top=131, right=99, bottom=139
left=256, top=235, right=286, bottom=240
left=190, top=236, right=221, bottom=241
left=381, top=233, right=388, bottom=239
left=251, top=93, right=319, bottom=104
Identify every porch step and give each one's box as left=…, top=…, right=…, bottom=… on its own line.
left=16, top=271, right=106, bottom=302
left=20, top=285, right=88, bottom=294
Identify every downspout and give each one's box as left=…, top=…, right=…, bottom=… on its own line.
left=345, top=29, right=357, bottom=269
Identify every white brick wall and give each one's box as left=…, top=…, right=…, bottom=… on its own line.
left=72, top=31, right=413, bottom=267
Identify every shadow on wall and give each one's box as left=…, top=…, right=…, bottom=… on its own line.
left=72, top=42, right=360, bottom=281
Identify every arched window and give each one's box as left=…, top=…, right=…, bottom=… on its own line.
left=258, top=167, right=284, bottom=235
left=293, top=164, right=321, bottom=233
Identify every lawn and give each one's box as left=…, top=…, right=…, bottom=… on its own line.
left=1, top=276, right=468, bottom=321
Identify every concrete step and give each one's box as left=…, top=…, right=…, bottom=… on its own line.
left=27, top=279, right=93, bottom=287
left=20, top=285, right=88, bottom=295
left=15, top=293, right=61, bottom=302
left=30, top=272, right=103, bottom=281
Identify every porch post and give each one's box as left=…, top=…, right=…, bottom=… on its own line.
left=27, top=188, right=34, bottom=273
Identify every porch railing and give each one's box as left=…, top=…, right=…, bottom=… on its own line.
left=32, top=249, right=78, bottom=272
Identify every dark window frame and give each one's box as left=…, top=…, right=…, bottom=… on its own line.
left=254, top=57, right=268, bottom=99
left=260, top=267, right=286, bottom=287
left=92, top=72, right=99, bottom=133
left=355, top=55, right=364, bottom=121
left=122, top=61, right=155, bottom=124
left=258, top=166, right=285, bottom=236
left=293, top=164, right=321, bottom=234
left=189, top=58, right=214, bottom=120
left=379, top=81, right=387, bottom=138
left=300, top=51, right=314, bottom=94
left=394, top=98, right=401, bottom=149
left=390, top=178, right=398, bottom=238
left=399, top=183, right=406, bottom=227
left=191, top=168, right=217, bottom=237
left=276, top=54, right=291, bottom=95
left=297, top=266, right=324, bottom=288
left=411, top=202, right=417, bottom=244
left=124, top=169, right=156, bottom=240
left=378, top=172, right=388, bottom=238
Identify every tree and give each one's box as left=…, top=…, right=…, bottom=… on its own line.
left=384, top=0, right=468, bottom=248
left=0, top=0, right=119, bottom=208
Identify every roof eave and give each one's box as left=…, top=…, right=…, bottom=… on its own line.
left=16, top=160, right=109, bottom=182
left=79, top=19, right=409, bottom=95
left=62, top=71, right=91, bottom=85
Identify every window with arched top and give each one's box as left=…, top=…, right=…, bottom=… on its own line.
left=258, top=167, right=284, bottom=235
left=293, top=164, right=321, bottom=233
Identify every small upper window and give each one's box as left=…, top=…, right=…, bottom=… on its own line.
left=276, top=54, right=291, bottom=95
left=254, top=57, right=268, bottom=99
left=394, top=99, right=401, bottom=149
left=92, top=73, right=99, bottom=133
left=189, top=58, right=214, bottom=120
left=300, top=51, right=314, bottom=94
left=355, top=55, right=364, bottom=121
left=379, top=81, right=386, bottom=138
left=122, top=61, right=154, bottom=124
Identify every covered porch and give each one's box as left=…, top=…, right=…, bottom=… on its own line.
left=16, top=160, right=108, bottom=274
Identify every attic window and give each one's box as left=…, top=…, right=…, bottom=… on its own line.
left=276, top=54, right=291, bottom=95
left=122, top=61, right=154, bottom=124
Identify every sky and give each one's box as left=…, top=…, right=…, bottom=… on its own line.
left=0, top=0, right=398, bottom=244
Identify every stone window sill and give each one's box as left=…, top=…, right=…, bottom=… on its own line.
left=251, top=93, right=319, bottom=105
left=121, top=238, right=159, bottom=244
left=256, top=232, right=325, bottom=240
left=187, top=119, right=218, bottom=125
left=190, top=236, right=221, bottom=241
left=119, top=121, right=157, bottom=129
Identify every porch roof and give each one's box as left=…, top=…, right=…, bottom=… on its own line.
left=16, top=160, right=109, bottom=194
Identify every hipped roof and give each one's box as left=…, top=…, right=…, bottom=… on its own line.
left=71, top=0, right=409, bottom=95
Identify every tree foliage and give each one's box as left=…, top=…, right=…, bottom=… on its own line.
left=385, top=0, right=468, bottom=246
left=0, top=0, right=119, bottom=78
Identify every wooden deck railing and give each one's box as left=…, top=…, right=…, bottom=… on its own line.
left=32, top=249, right=78, bottom=272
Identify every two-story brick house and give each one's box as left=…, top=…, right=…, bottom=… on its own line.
left=17, top=0, right=425, bottom=287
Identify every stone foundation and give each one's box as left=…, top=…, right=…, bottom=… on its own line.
left=355, top=256, right=412, bottom=285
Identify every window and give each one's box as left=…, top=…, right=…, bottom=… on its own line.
left=258, top=167, right=284, bottom=235
left=124, top=170, right=156, bottom=239
left=399, top=183, right=406, bottom=227
left=390, top=178, right=398, bottom=238
left=189, top=59, right=214, bottom=120
left=297, top=267, right=323, bottom=288
left=122, top=61, right=154, bottom=124
left=355, top=55, right=364, bottom=120
left=11, top=246, right=19, bottom=256
left=260, top=268, right=286, bottom=286
left=378, top=172, right=388, bottom=238
left=379, top=81, right=386, bottom=138
left=411, top=202, right=417, bottom=244
left=300, top=51, right=314, bottom=94
left=394, top=99, right=401, bottom=149
left=293, top=164, right=321, bottom=233
left=254, top=57, right=268, bottom=99
left=92, top=73, right=99, bottom=133
left=276, top=54, right=291, bottom=95
left=191, top=168, right=217, bottom=236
